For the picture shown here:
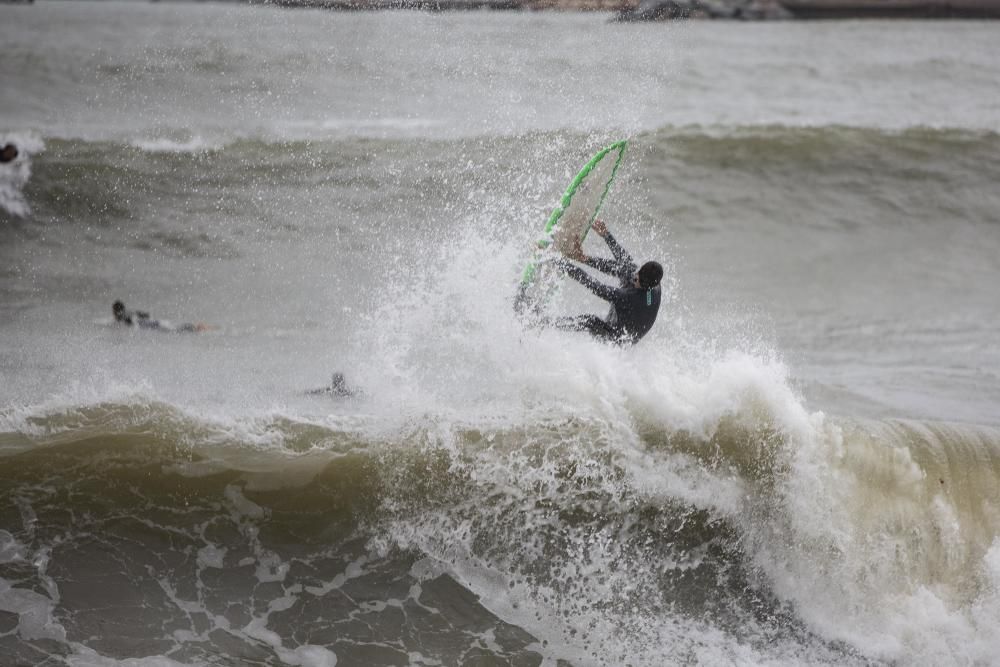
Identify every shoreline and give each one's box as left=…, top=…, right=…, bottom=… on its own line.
left=256, top=0, right=1000, bottom=18
left=6, top=0, right=997, bottom=20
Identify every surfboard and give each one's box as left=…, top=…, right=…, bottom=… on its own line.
left=515, top=140, right=628, bottom=315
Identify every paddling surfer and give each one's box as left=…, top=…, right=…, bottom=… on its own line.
left=112, top=300, right=211, bottom=333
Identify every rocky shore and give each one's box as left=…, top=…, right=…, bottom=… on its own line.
left=261, top=0, right=1000, bottom=18
left=775, top=0, right=1000, bottom=17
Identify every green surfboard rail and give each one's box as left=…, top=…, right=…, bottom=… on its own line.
left=520, top=140, right=628, bottom=286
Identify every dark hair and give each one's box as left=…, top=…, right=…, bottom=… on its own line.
left=0, top=143, right=17, bottom=163
left=112, top=301, right=125, bottom=317
left=637, top=261, right=663, bottom=289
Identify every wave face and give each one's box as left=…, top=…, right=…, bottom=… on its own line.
left=3, top=385, right=1000, bottom=666
left=3, top=5, right=1000, bottom=666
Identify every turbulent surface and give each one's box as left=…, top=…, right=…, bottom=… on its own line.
left=2, top=3, right=1000, bottom=666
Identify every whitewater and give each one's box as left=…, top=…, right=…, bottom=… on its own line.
left=2, top=3, right=1000, bottom=666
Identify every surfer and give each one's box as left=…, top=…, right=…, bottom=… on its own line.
left=306, top=372, right=360, bottom=398
left=0, top=143, right=18, bottom=164
left=549, top=220, right=663, bottom=345
left=112, top=300, right=210, bottom=333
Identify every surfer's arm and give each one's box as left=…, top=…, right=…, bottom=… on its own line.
left=582, top=256, right=622, bottom=277
left=601, top=230, right=634, bottom=269
left=590, top=220, right=635, bottom=278
left=554, top=259, right=617, bottom=303
left=567, top=242, right=620, bottom=276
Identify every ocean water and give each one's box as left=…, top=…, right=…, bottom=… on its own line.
left=2, top=3, right=1000, bottom=665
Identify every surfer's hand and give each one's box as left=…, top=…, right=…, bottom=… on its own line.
left=567, top=242, right=586, bottom=262
left=592, top=219, right=607, bottom=237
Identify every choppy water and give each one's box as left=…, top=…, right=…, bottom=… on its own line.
left=2, top=3, right=1000, bottom=666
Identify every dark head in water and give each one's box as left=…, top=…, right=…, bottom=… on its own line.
left=306, top=372, right=359, bottom=398
left=636, top=261, right=664, bottom=289
left=0, top=143, right=18, bottom=163
left=112, top=300, right=127, bottom=322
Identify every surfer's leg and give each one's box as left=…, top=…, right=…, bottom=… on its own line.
left=552, top=314, right=587, bottom=331
left=553, top=315, right=617, bottom=342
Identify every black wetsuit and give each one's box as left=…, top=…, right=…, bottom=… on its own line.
left=117, top=309, right=160, bottom=329
left=555, top=231, right=661, bottom=345
left=115, top=308, right=198, bottom=333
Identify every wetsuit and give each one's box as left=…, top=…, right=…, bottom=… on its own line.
left=116, top=309, right=161, bottom=329
left=115, top=308, right=199, bottom=333
left=306, top=373, right=358, bottom=397
left=554, top=230, right=661, bottom=345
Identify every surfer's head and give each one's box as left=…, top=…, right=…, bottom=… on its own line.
left=112, top=300, right=126, bottom=321
left=0, top=143, right=18, bottom=163
left=637, top=261, right=663, bottom=289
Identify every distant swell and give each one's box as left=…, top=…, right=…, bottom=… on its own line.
left=6, top=125, right=998, bottom=232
